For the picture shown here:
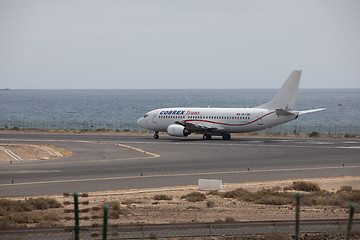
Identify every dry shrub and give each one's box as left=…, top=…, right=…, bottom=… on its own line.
left=109, top=211, right=119, bottom=219
left=206, top=201, right=215, bottom=208
left=0, top=199, right=32, bottom=215
left=253, top=189, right=294, bottom=205
left=104, top=201, right=120, bottom=211
left=301, top=189, right=360, bottom=209
left=289, top=181, right=321, bottom=192
left=339, top=186, right=353, bottom=192
left=207, top=190, right=220, bottom=196
left=0, top=198, right=61, bottom=216
left=153, top=194, right=172, bottom=200
left=27, top=198, right=62, bottom=210
left=6, top=212, right=44, bottom=224
left=224, top=217, right=236, bottom=222
left=121, top=199, right=134, bottom=205
left=309, top=131, right=320, bottom=137
left=103, top=201, right=128, bottom=217
left=181, top=192, right=206, bottom=202
left=222, top=188, right=251, bottom=199
left=222, top=188, right=294, bottom=205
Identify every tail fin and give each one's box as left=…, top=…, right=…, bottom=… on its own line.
left=255, top=70, right=301, bottom=111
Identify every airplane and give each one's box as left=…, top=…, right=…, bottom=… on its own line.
left=137, top=70, right=325, bottom=140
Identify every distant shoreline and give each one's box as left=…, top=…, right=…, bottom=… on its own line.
left=1, top=128, right=358, bottom=139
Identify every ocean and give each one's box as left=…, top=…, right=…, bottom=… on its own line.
left=0, top=89, right=359, bottom=135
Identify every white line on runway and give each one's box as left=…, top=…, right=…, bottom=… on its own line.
left=0, top=147, right=23, bottom=161
left=336, top=146, right=360, bottom=149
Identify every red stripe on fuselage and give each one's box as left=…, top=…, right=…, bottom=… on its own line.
left=183, top=111, right=275, bottom=126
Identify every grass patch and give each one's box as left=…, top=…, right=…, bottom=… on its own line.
left=181, top=192, right=206, bottom=202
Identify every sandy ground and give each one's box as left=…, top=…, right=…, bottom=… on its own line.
left=0, top=143, right=71, bottom=162
left=16, top=176, right=357, bottom=227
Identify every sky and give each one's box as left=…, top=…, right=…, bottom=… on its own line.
left=1, top=0, right=359, bottom=89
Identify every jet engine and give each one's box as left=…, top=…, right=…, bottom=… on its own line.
left=167, top=124, right=190, bottom=137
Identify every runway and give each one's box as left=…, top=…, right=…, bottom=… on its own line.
left=0, top=132, right=359, bottom=197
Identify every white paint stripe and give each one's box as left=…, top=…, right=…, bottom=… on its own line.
left=37, top=146, right=62, bottom=157
left=336, top=146, right=360, bottom=149
left=0, top=147, right=23, bottom=161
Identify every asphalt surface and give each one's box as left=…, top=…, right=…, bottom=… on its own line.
left=0, top=132, right=359, bottom=197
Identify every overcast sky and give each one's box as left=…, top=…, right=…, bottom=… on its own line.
left=1, top=0, right=359, bottom=89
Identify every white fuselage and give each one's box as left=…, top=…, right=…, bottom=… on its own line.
left=137, top=107, right=297, bottom=134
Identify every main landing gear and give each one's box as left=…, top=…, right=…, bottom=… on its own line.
left=154, top=132, right=159, bottom=139
left=203, top=133, right=212, bottom=140
left=203, top=133, right=231, bottom=140
left=222, top=133, right=231, bottom=140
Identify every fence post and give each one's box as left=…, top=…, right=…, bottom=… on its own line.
left=295, top=193, right=300, bottom=240
left=142, top=225, right=145, bottom=240
left=74, top=192, right=79, bottom=240
left=103, top=205, right=109, bottom=240
left=346, top=204, right=356, bottom=240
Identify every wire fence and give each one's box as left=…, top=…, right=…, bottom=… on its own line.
left=0, top=193, right=358, bottom=240
left=264, top=122, right=360, bottom=136
left=1, top=220, right=359, bottom=239
left=1, top=120, right=141, bottom=132
left=1, top=120, right=360, bottom=135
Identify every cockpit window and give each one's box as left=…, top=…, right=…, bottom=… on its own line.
left=143, top=114, right=149, bottom=118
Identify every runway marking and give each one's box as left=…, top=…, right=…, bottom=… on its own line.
left=0, top=170, right=60, bottom=174
left=0, top=146, right=23, bottom=161
left=117, top=143, right=160, bottom=158
left=0, top=142, right=160, bottom=167
left=1, top=165, right=359, bottom=187
left=75, top=141, right=160, bottom=157
left=337, top=146, right=360, bottom=149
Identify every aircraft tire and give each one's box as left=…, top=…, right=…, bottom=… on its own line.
left=154, top=134, right=159, bottom=139
left=222, top=134, right=231, bottom=140
left=203, top=134, right=212, bottom=140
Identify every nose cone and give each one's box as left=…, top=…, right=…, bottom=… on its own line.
left=137, top=117, right=145, bottom=128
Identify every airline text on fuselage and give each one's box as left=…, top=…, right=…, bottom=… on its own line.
left=159, top=110, right=200, bottom=115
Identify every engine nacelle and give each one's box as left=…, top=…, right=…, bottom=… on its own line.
left=167, top=124, right=190, bottom=137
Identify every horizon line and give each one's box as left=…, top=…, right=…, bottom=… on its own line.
left=2, top=88, right=360, bottom=91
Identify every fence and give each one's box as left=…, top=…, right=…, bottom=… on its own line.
left=1, top=193, right=358, bottom=240
left=1, top=119, right=360, bottom=135
left=1, top=120, right=142, bottom=132
left=1, top=219, right=360, bottom=240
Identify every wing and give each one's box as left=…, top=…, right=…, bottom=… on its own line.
left=175, top=121, right=224, bottom=133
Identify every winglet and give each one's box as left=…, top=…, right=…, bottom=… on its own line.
left=256, top=70, right=302, bottom=111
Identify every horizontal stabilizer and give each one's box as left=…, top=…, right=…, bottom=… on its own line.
left=296, top=108, right=326, bottom=115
